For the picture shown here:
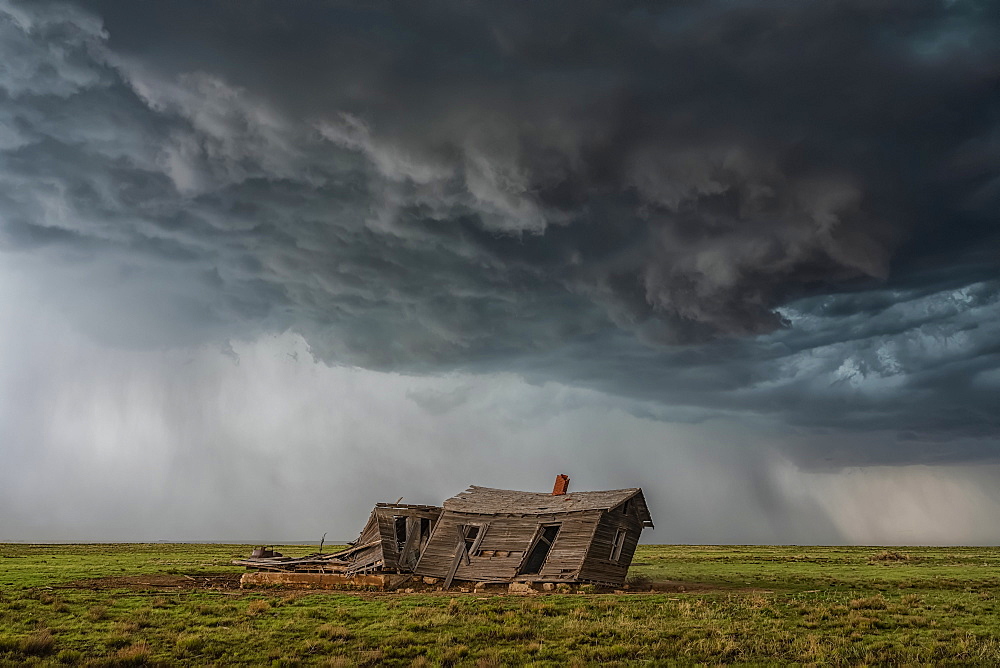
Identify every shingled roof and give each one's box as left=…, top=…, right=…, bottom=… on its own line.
left=443, top=485, right=654, bottom=526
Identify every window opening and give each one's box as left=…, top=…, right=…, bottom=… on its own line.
left=420, top=518, right=431, bottom=540
left=610, top=528, right=627, bottom=562
left=518, top=525, right=560, bottom=575
left=394, top=516, right=407, bottom=552
left=464, top=525, right=480, bottom=555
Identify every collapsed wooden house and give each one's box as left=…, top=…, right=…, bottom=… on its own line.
left=234, top=502, right=442, bottom=577
left=342, top=502, right=442, bottom=574
left=237, top=476, right=653, bottom=589
left=414, top=476, right=653, bottom=588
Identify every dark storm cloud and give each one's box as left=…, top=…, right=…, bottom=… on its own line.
left=1, top=0, right=998, bottom=456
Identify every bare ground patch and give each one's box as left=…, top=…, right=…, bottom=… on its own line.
left=52, top=572, right=244, bottom=592
left=47, top=570, right=725, bottom=598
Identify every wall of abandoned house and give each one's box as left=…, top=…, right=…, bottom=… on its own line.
left=577, top=501, right=645, bottom=586
left=414, top=509, right=604, bottom=582
left=338, top=511, right=384, bottom=573
left=374, top=506, right=441, bottom=572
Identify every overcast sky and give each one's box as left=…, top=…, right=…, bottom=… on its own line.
left=1, top=0, right=998, bottom=544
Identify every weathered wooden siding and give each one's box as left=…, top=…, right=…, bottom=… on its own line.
left=414, top=509, right=602, bottom=582
left=373, top=506, right=441, bottom=572
left=340, top=511, right=384, bottom=574
left=532, top=510, right=603, bottom=581
left=375, top=509, right=398, bottom=570
left=576, top=503, right=644, bottom=586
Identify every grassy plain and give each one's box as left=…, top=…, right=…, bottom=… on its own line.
left=3, top=543, right=1000, bottom=665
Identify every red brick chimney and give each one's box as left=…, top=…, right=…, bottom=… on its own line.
left=552, top=474, right=570, bottom=496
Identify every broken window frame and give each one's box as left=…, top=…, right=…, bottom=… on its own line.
left=393, top=516, right=408, bottom=552
left=517, top=523, right=561, bottom=575
left=610, top=528, right=627, bottom=562
left=461, top=522, right=488, bottom=556
left=419, top=517, right=432, bottom=547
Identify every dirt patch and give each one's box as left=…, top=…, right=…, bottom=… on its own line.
left=49, top=571, right=723, bottom=597
left=55, top=573, right=244, bottom=592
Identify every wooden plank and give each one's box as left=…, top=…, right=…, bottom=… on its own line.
left=398, top=516, right=420, bottom=569
left=458, top=525, right=472, bottom=566
left=442, top=527, right=469, bottom=590
left=375, top=508, right=396, bottom=570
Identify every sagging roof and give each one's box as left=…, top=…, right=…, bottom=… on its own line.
left=444, top=485, right=653, bottom=526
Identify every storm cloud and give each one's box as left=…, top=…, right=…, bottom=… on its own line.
left=1, top=0, right=999, bottom=470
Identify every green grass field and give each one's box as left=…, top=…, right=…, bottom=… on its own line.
left=3, top=543, right=1000, bottom=665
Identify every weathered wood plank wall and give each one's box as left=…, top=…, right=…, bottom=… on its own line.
left=373, top=506, right=442, bottom=572
left=577, top=502, right=644, bottom=586
left=414, top=509, right=603, bottom=582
